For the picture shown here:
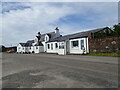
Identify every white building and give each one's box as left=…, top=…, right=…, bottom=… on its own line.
left=46, top=36, right=89, bottom=55
left=17, top=27, right=110, bottom=55
left=17, top=27, right=61, bottom=54
left=46, top=27, right=110, bottom=55
left=17, top=43, right=26, bottom=53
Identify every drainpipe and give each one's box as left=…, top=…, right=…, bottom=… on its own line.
left=65, top=39, right=69, bottom=55
left=64, top=41, right=67, bottom=55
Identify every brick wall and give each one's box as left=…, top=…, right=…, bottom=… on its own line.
left=88, top=33, right=120, bottom=53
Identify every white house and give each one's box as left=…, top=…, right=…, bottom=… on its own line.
left=17, top=27, right=110, bottom=55
left=17, top=27, right=61, bottom=54
left=40, top=27, right=61, bottom=52
left=69, top=38, right=89, bottom=54
left=17, top=43, right=26, bottom=53
left=46, top=27, right=110, bottom=55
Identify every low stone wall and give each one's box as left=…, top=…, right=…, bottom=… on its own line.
left=88, top=36, right=120, bottom=53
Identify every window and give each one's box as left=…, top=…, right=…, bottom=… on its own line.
left=59, top=42, right=64, bottom=49
left=81, top=40, right=84, bottom=50
left=23, top=47, right=24, bottom=50
left=30, top=47, right=31, bottom=49
left=55, top=43, right=58, bottom=48
left=71, top=40, right=79, bottom=47
left=47, top=44, right=50, bottom=49
left=51, top=43, right=53, bottom=50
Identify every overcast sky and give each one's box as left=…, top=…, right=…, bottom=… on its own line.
left=1, top=2, right=118, bottom=46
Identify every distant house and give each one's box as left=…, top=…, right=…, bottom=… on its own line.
left=0, top=45, right=6, bottom=52
left=17, top=43, right=26, bottom=53
left=17, top=27, right=113, bottom=54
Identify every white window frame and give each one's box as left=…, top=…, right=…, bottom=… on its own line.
left=55, top=43, right=58, bottom=48
left=51, top=43, right=53, bottom=50
left=47, top=44, right=50, bottom=49
left=71, top=40, right=79, bottom=48
left=81, top=39, right=85, bottom=50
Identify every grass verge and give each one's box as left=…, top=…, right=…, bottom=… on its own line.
left=85, top=53, right=120, bottom=57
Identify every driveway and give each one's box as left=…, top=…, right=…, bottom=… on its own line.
left=2, top=53, right=118, bottom=88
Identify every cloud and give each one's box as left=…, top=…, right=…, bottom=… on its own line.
left=2, top=2, right=118, bottom=46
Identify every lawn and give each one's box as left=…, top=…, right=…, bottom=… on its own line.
left=86, top=53, right=120, bottom=57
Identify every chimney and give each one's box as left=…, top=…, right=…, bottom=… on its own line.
left=36, top=32, right=41, bottom=41
left=55, top=27, right=59, bottom=33
left=37, top=32, right=41, bottom=36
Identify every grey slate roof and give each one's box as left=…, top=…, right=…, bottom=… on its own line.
left=18, top=32, right=56, bottom=47
left=34, top=42, right=43, bottom=46
left=19, top=43, right=26, bottom=47
left=25, top=40, right=34, bottom=46
left=40, top=32, right=56, bottom=41
left=49, top=27, right=109, bottom=42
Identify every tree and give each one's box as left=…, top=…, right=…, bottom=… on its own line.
left=113, top=25, right=120, bottom=36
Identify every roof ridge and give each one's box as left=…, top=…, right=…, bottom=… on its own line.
left=61, top=27, right=108, bottom=37
left=41, top=31, right=55, bottom=36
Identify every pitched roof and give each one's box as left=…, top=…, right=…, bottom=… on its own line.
left=25, top=40, right=34, bottom=46
left=34, top=42, right=43, bottom=46
left=19, top=43, right=26, bottom=47
left=40, top=32, right=56, bottom=41
left=49, top=27, right=109, bottom=42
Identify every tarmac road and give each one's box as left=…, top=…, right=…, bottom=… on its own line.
left=2, top=53, right=118, bottom=88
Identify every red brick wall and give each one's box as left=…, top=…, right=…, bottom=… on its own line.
left=88, top=34, right=120, bottom=53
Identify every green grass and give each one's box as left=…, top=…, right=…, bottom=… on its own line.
left=86, top=53, right=120, bottom=57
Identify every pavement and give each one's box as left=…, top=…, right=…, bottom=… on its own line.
left=2, top=53, right=118, bottom=88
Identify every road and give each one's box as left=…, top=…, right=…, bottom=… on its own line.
left=2, top=53, right=118, bottom=88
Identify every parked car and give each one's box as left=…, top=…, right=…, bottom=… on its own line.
left=8, top=50, right=12, bottom=53
left=7, top=49, right=16, bottom=53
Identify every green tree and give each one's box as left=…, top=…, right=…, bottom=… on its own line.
left=113, top=25, right=120, bottom=36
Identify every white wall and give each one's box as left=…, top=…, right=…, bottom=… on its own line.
left=43, top=34, right=50, bottom=52
left=28, top=46, right=34, bottom=53
left=86, top=37, right=89, bottom=53
left=46, top=41, right=66, bottom=55
left=34, top=46, right=44, bottom=53
left=46, top=42, right=58, bottom=53
left=25, top=47, right=29, bottom=53
left=25, top=46, right=44, bottom=53
left=45, top=37, right=89, bottom=55
left=22, top=47, right=26, bottom=53
left=45, top=35, right=49, bottom=42
left=17, top=44, right=23, bottom=53
left=58, top=41, right=65, bottom=55
left=17, top=44, right=26, bottom=53
left=69, top=37, right=89, bottom=54
left=42, top=42, right=46, bottom=52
